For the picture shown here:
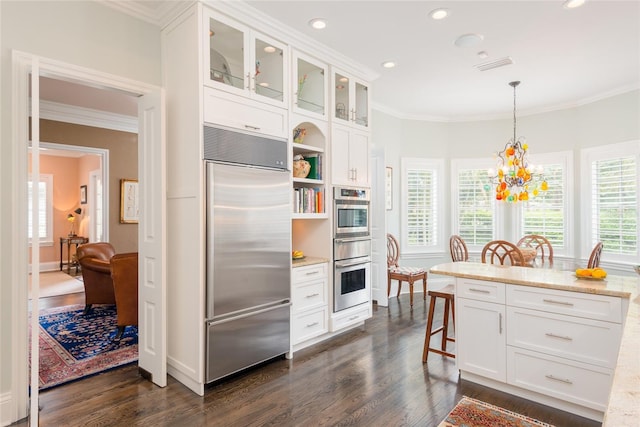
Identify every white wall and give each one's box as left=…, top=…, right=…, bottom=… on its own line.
left=373, top=89, right=640, bottom=275
left=0, top=1, right=161, bottom=423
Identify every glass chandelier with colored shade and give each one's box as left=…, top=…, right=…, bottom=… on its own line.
left=485, top=81, right=548, bottom=203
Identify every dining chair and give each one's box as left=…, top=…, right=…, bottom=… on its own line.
left=450, top=235, right=469, bottom=262
left=387, top=233, right=427, bottom=307
left=481, top=240, right=526, bottom=266
left=588, top=242, right=604, bottom=268
left=517, top=234, right=553, bottom=265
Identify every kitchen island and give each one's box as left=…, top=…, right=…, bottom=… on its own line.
left=430, top=262, right=639, bottom=425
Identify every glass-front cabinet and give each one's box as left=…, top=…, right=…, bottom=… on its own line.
left=332, top=68, right=369, bottom=128
left=292, top=51, right=328, bottom=119
left=204, top=9, right=288, bottom=108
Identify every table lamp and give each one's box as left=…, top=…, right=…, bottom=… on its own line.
left=67, top=208, right=81, bottom=237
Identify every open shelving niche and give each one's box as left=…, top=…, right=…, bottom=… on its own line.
left=291, top=116, right=332, bottom=261
left=291, top=119, right=328, bottom=219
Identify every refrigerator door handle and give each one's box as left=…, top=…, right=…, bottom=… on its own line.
left=208, top=300, right=291, bottom=326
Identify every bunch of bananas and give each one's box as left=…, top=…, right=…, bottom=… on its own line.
left=576, top=267, right=607, bottom=279
left=292, top=250, right=304, bottom=259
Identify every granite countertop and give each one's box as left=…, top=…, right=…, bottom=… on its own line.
left=292, top=256, right=329, bottom=268
left=429, top=262, right=640, bottom=426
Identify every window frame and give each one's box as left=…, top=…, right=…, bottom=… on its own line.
left=28, top=173, right=54, bottom=246
left=450, top=157, right=500, bottom=254
left=400, top=157, right=445, bottom=256
left=516, top=150, right=574, bottom=258
left=580, top=140, right=639, bottom=264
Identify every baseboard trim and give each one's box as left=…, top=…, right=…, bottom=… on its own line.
left=1, top=391, right=16, bottom=427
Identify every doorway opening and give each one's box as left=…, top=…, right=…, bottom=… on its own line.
left=12, top=51, right=166, bottom=425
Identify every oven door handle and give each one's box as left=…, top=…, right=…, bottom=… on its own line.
left=335, top=257, right=371, bottom=268
left=334, top=237, right=370, bottom=244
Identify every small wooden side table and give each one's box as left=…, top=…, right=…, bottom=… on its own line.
left=59, top=236, right=89, bottom=274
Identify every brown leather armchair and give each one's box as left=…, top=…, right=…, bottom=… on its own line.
left=77, top=242, right=117, bottom=313
left=110, top=252, right=139, bottom=340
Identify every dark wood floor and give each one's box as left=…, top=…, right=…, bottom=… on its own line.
left=19, top=292, right=600, bottom=427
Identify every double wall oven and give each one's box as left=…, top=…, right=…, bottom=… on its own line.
left=333, top=187, right=371, bottom=312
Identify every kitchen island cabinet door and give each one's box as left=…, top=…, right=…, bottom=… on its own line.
left=457, top=297, right=506, bottom=382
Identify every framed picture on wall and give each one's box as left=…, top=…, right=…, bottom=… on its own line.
left=385, top=167, right=393, bottom=210
left=80, top=185, right=87, bottom=204
left=120, top=179, right=139, bottom=224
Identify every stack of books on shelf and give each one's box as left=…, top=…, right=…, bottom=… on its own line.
left=293, top=187, right=324, bottom=214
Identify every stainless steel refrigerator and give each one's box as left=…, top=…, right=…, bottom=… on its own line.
left=204, top=126, right=291, bottom=384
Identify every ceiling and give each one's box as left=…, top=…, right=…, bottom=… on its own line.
left=245, top=0, right=640, bottom=121
left=87, top=1, right=640, bottom=121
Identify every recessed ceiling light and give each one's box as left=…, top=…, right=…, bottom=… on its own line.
left=309, top=18, right=327, bottom=30
left=381, top=61, right=396, bottom=69
left=259, top=82, right=270, bottom=87
left=454, top=33, right=484, bottom=48
left=563, top=0, right=586, bottom=9
left=263, top=46, right=276, bottom=53
left=429, top=8, right=449, bottom=20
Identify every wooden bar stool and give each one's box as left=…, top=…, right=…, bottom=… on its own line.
left=422, top=284, right=455, bottom=362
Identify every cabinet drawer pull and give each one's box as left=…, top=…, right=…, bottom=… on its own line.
left=244, top=124, right=260, bottom=130
left=305, top=293, right=320, bottom=298
left=545, top=332, right=573, bottom=341
left=543, top=299, right=574, bottom=307
left=306, top=322, right=319, bottom=328
left=305, top=271, right=319, bottom=276
left=349, top=315, right=359, bottom=321
left=545, top=374, right=573, bottom=385
left=469, top=288, right=491, bottom=294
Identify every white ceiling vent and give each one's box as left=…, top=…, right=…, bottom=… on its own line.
left=475, top=56, right=514, bottom=71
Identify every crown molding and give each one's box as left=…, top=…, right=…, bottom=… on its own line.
left=36, top=100, right=138, bottom=133
left=97, top=0, right=195, bottom=29
left=374, top=85, right=640, bottom=123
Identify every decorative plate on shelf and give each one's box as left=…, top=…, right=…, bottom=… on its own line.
left=292, top=256, right=306, bottom=261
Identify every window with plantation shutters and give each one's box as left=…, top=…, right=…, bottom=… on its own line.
left=28, top=174, right=53, bottom=244
left=591, top=156, right=637, bottom=255
left=582, top=141, right=639, bottom=263
left=456, top=168, right=495, bottom=246
left=521, top=164, right=565, bottom=249
left=401, top=158, right=445, bottom=254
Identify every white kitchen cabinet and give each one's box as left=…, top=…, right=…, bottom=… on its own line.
left=456, top=278, right=625, bottom=421
left=505, top=285, right=623, bottom=412
left=292, top=51, right=328, bottom=120
left=331, top=123, right=370, bottom=186
left=164, top=2, right=374, bottom=393
left=204, top=87, right=287, bottom=138
left=292, top=262, right=329, bottom=345
left=506, top=305, right=622, bottom=369
left=203, top=8, right=288, bottom=109
left=332, top=68, right=369, bottom=129
left=507, top=344, right=615, bottom=412
left=457, top=293, right=507, bottom=382
left=330, top=302, right=371, bottom=332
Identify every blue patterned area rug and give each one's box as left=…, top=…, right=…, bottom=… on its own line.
left=30, top=304, right=138, bottom=390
